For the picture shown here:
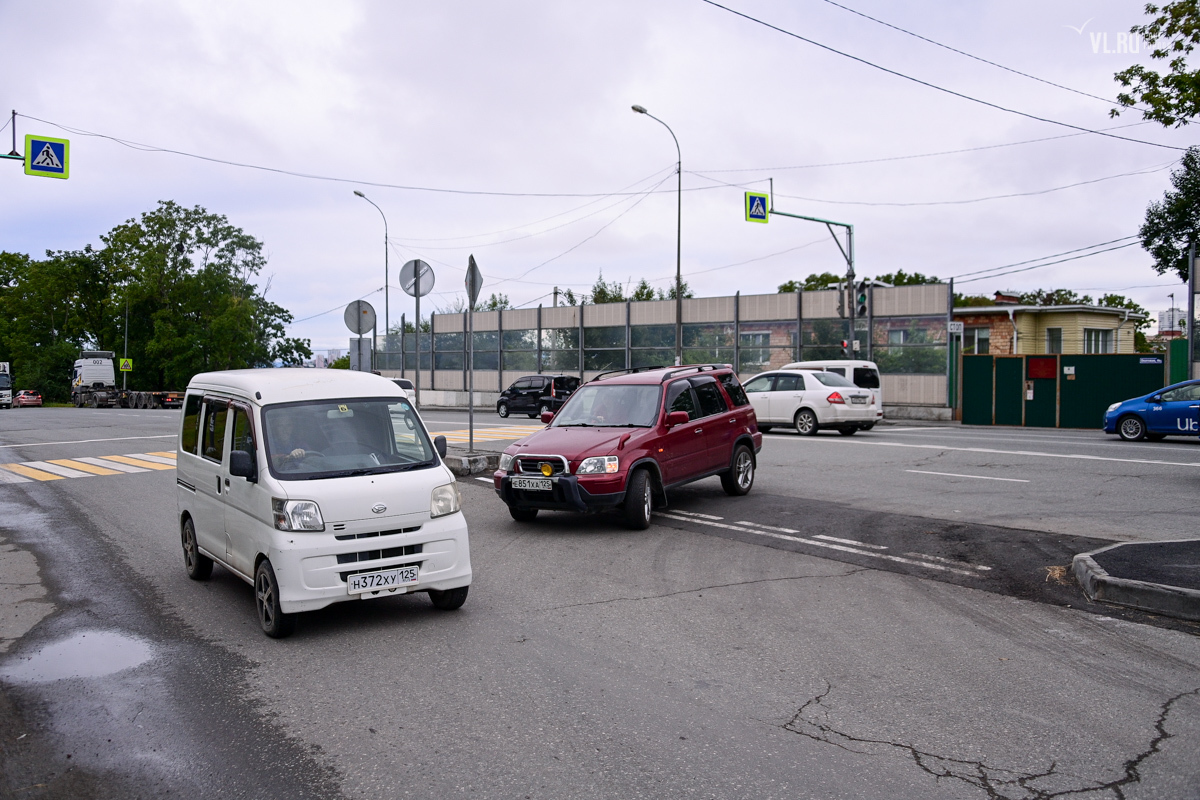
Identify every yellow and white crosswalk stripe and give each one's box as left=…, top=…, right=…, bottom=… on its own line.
left=438, top=424, right=543, bottom=443
left=0, top=451, right=178, bottom=483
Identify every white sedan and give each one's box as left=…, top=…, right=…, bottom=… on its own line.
left=742, top=369, right=877, bottom=436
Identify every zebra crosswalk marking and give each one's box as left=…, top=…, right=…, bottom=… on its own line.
left=1, top=464, right=64, bottom=481
left=125, top=453, right=176, bottom=466
left=47, top=458, right=122, bottom=476
left=19, top=461, right=93, bottom=479
left=72, top=456, right=148, bottom=474
left=100, top=455, right=175, bottom=471
left=438, top=424, right=542, bottom=443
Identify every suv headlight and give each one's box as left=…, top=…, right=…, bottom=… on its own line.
left=1106, top=402, right=1122, bottom=413
left=577, top=455, right=619, bottom=475
left=499, top=453, right=514, bottom=472
left=272, top=499, right=325, bottom=531
left=431, top=483, right=461, bottom=518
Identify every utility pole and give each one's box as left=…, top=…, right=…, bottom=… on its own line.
left=123, top=293, right=129, bottom=391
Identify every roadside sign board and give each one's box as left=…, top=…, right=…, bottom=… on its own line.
left=344, top=300, right=377, bottom=335
left=744, top=192, right=769, bottom=223
left=948, top=321, right=964, bottom=335
left=465, top=255, right=483, bottom=308
left=400, top=259, right=435, bottom=297
left=24, top=135, right=69, bottom=179
left=119, top=358, right=133, bottom=372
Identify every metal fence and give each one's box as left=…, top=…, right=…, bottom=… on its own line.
left=374, top=284, right=951, bottom=406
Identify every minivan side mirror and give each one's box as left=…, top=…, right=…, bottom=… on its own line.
left=434, top=435, right=448, bottom=458
left=541, top=411, right=555, bottom=424
left=229, top=450, right=257, bottom=481
left=665, top=410, right=690, bottom=428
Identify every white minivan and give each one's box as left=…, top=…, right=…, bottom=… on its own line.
left=176, top=369, right=471, bottom=638
left=781, top=359, right=883, bottom=427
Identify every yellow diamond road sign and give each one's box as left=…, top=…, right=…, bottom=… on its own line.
left=119, top=358, right=132, bottom=372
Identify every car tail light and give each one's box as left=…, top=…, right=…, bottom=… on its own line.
left=827, top=392, right=846, bottom=405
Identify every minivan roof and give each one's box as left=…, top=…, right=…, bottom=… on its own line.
left=781, top=360, right=879, bottom=371
left=187, top=368, right=406, bottom=406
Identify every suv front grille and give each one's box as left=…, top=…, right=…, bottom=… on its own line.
left=516, top=456, right=568, bottom=475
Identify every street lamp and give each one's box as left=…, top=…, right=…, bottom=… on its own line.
left=632, top=104, right=683, bottom=366
left=354, top=190, right=389, bottom=362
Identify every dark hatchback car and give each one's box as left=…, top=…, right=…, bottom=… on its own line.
left=497, top=374, right=580, bottom=419
left=493, top=365, right=762, bottom=528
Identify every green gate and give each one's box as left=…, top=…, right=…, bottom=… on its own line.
left=961, top=354, right=1166, bottom=428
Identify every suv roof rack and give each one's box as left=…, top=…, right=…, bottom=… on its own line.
left=658, top=364, right=732, bottom=382
left=590, top=365, right=668, bottom=382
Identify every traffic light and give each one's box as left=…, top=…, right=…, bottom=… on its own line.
left=856, top=280, right=869, bottom=318
left=840, top=339, right=850, bottom=357
left=837, top=283, right=845, bottom=318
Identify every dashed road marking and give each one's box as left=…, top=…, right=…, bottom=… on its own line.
left=906, top=469, right=1029, bottom=483
left=474, top=476, right=493, bottom=483
left=813, top=534, right=888, bottom=550
left=656, top=511, right=983, bottom=577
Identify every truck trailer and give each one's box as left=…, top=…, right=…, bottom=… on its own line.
left=71, top=351, right=184, bottom=409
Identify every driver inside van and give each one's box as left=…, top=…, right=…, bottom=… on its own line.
left=270, top=414, right=319, bottom=467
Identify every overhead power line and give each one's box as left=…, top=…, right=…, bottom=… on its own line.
left=948, top=236, right=1140, bottom=280
left=817, top=0, right=1137, bottom=109
left=953, top=242, right=1142, bottom=285
left=698, top=1, right=1186, bottom=152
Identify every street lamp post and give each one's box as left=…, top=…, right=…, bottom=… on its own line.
left=354, top=191, right=389, bottom=365
left=632, top=104, right=683, bottom=366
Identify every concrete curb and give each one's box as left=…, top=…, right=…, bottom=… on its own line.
left=1072, top=541, right=1200, bottom=622
left=445, top=451, right=499, bottom=477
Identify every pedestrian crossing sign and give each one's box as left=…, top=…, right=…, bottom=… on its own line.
left=24, top=135, right=70, bottom=179
left=119, top=358, right=132, bottom=372
left=745, top=192, right=768, bottom=223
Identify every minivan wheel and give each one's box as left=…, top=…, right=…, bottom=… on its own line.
left=721, top=445, right=755, bottom=496
left=622, top=469, right=653, bottom=530
left=838, top=427, right=857, bottom=436
left=497, top=402, right=509, bottom=418
left=1118, top=415, right=1146, bottom=441
left=794, top=409, right=818, bottom=436
left=509, top=505, right=538, bottom=522
left=255, top=559, right=296, bottom=639
left=429, top=585, right=469, bottom=611
left=181, top=518, right=213, bottom=580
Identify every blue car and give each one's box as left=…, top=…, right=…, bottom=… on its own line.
left=1104, top=380, right=1200, bottom=441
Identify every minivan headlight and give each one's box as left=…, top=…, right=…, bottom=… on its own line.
left=272, top=499, right=325, bottom=531
left=431, top=483, right=461, bottom=518
left=577, top=455, right=619, bottom=474
left=499, top=453, right=514, bottom=472
left=1106, top=402, right=1122, bottom=413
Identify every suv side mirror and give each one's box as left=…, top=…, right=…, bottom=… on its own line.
left=541, top=411, right=555, bottom=424
left=229, top=450, right=257, bottom=481
left=434, top=435, right=448, bottom=458
left=665, top=410, right=690, bottom=428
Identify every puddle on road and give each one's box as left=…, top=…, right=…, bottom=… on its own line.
left=0, top=630, right=154, bottom=683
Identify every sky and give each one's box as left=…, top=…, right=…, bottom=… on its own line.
left=2, top=0, right=1195, bottom=350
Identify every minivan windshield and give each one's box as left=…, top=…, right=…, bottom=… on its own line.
left=553, top=384, right=662, bottom=427
left=262, top=397, right=436, bottom=480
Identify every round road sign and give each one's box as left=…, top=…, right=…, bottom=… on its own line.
left=344, top=300, right=377, bottom=335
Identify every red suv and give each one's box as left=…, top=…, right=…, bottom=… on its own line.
left=493, top=365, right=762, bottom=528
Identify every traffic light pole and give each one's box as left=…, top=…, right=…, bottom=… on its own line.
left=768, top=183, right=856, bottom=354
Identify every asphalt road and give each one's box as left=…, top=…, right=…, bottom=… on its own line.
left=1, top=407, right=1198, bottom=799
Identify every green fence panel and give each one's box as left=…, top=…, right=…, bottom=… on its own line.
left=1059, top=354, right=1165, bottom=429
left=1024, top=356, right=1057, bottom=428
left=1169, top=338, right=1189, bottom=385
left=961, top=356, right=994, bottom=425
left=994, top=357, right=1024, bottom=426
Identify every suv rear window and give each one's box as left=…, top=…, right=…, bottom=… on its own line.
left=718, top=373, right=749, bottom=407
left=692, top=378, right=728, bottom=417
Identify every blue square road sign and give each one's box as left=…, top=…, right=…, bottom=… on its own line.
left=24, top=135, right=70, bottom=179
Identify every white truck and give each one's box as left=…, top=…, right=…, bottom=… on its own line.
left=71, top=351, right=184, bottom=409
left=0, top=362, right=11, bottom=409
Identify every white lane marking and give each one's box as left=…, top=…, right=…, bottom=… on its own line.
left=125, top=453, right=176, bottom=465
left=906, top=469, right=1030, bottom=483
left=0, top=435, right=175, bottom=450
left=772, top=436, right=1200, bottom=468
left=878, top=427, right=948, bottom=432
left=736, top=520, right=800, bottom=534
left=671, top=509, right=725, bottom=520
left=0, top=468, right=32, bottom=484
left=72, top=456, right=148, bottom=473
left=655, top=513, right=979, bottom=577
left=474, top=476, right=493, bottom=483
left=20, top=461, right=93, bottom=479
left=905, top=552, right=992, bottom=571
left=813, top=534, right=888, bottom=550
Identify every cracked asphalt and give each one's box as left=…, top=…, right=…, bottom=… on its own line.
left=1, top=409, right=1199, bottom=799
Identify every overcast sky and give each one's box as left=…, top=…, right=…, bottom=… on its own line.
left=2, top=0, right=1194, bottom=349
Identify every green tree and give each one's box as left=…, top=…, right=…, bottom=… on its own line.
left=1017, top=288, right=1093, bottom=306
left=778, top=272, right=842, bottom=292
left=589, top=271, right=625, bottom=304
left=953, top=293, right=995, bottom=307
left=328, top=354, right=350, bottom=369
left=664, top=279, right=694, bottom=300
left=872, top=270, right=940, bottom=286
left=480, top=292, right=510, bottom=311
left=1113, top=1, right=1200, bottom=127
left=631, top=279, right=658, bottom=301
left=1139, top=147, right=1200, bottom=280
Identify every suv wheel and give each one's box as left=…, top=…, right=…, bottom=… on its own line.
left=509, top=505, right=538, bottom=522
left=623, top=469, right=653, bottom=529
left=721, top=445, right=755, bottom=496
left=497, top=402, right=509, bottom=418
left=794, top=409, right=818, bottom=436
left=838, top=427, right=857, bottom=436
left=255, top=559, right=296, bottom=639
